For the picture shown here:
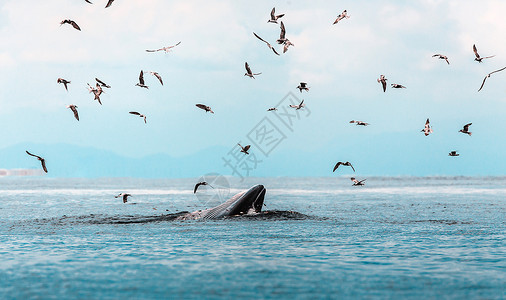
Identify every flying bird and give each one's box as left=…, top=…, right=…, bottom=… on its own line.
left=349, top=120, right=369, bottom=126
left=333, top=10, right=350, bottom=24
left=129, top=111, right=147, bottom=123
left=351, top=177, right=366, bottom=186
left=459, top=123, right=472, bottom=136
left=196, top=104, right=214, bottom=113
left=194, top=181, right=213, bottom=194
left=26, top=151, right=47, bottom=173
left=267, top=7, right=284, bottom=23
left=276, top=21, right=294, bottom=52
left=289, top=99, right=305, bottom=110
left=135, top=70, right=149, bottom=89
left=449, top=151, right=459, bottom=157
left=391, top=83, right=406, bottom=89
left=105, top=0, right=114, bottom=8
left=238, top=143, right=251, bottom=155
left=432, top=54, right=450, bottom=64
left=115, top=193, right=131, bottom=203
left=297, top=82, right=309, bottom=92
left=60, top=19, right=81, bottom=31
left=421, top=118, right=433, bottom=136
left=87, top=83, right=103, bottom=105
left=149, top=71, right=163, bottom=85
left=473, top=44, right=495, bottom=63
left=57, top=78, right=70, bottom=91
left=244, top=62, right=261, bottom=78
left=267, top=107, right=277, bottom=111
left=377, top=75, right=387, bottom=92
left=333, top=161, right=355, bottom=172
left=478, top=66, right=506, bottom=92
left=253, top=32, right=280, bottom=56
left=95, top=78, right=111, bottom=88
left=282, top=40, right=294, bottom=53
left=66, top=104, right=79, bottom=121
left=145, top=41, right=181, bottom=53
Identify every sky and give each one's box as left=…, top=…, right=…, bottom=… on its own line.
left=1, top=0, right=506, bottom=177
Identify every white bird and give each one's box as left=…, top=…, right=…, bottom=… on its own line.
left=87, top=83, right=103, bottom=105
left=57, top=78, right=70, bottom=91
left=473, top=44, right=495, bottom=63
left=145, top=41, right=181, bottom=53
left=289, top=99, right=305, bottom=110
left=267, top=7, right=284, bottom=23
left=149, top=71, right=163, bottom=85
left=351, top=177, right=366, bottom=186
left=135, top=70, right=149, bottom=89
left=253, top=32, right=280, bottom=56
left=421, top=118, right=433, bottom=136
left=349, top=120, right=369, bottom=126
left=66, top=104, right=79, bottom=121
left=333, top=10, right=350, bottom=24
left=244, top=62, right=261, bottom=78
left=115, top=193, right=131, bottom=203
left=478, top=66, right=506, bottom=92
left=391, top=83, right=406, bottom=89
left=377, top=75, right=387, bottom=92
left=129, top=111, right=147, bottom=123
left=432, top=54, right=450, bottom=64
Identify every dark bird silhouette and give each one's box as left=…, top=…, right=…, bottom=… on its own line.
left=478, top=66, right=506, bottom=92
left=421, top=118, right=433, bottom=136
left=267, top=107, right=277, bottom=111
left=267, top=7, right=284, bottom=23
left=333, top=10, right=350, bottom=24
left=60, top=19, right=81, bottom=31
left=95, top=78, right=111, bottom=88
left=449, top=151, right=459, bottom=157
left=150, top=71, right=163, bottom=85
left=115, top=193, right=131, bottom=203
left=57, top=78, right=70, bottom=91
left=333, top=161, right=355, bottom=172
left=297, top=82, right=309, bottom=92
left=105, top=0, right=114, bottom=8
left=66, top=104, right=79, bottom=121
left=85, top=0, right=92, bottom=4
left=129, top=111, right=147, bottom=123
left=289, top=99, right=305, bottom=110
left=87, top=83, right=103, bottom=105
left=253, top=32, right=280, bottom=55
left=244, top=62, right=261, bottom=78
left=459, top=123, right=472, bottom=136
left=276, top=22, right=294, bottom=52
left=473, top=44, right=495, bottom=63
left=136, top=70, right=149, bottom=89
left=26, top=151, right=47, bottom=173
left=145, top=41, right=181, bottom=53
left=432, top=54, right=449, bottom=64
left=238, top=143, right=251, bottom=155
left=351, top=177, right=366, bottom=186
left=391, top=83, right=406, bottom=88
left=194, top=181, right=214, bottom=194
left=196, top=104, right=214, bottom=113
left=349, top=120, right=369, bottom=126
left=377, top=75, right=387, bottom=92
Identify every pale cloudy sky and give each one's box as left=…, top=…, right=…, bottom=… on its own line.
left=1, top=0, right=506, bottom=176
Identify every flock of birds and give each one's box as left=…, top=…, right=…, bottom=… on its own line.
left=22, top=4, right=506, bottom=203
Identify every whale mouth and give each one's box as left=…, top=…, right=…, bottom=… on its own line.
left=228, top=185, right=266, bottom=216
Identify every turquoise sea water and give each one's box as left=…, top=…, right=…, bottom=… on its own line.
left=0, top=177, right=504, bottom=299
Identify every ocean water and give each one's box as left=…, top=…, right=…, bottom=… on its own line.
left=0, top=176, right=504, bottom=299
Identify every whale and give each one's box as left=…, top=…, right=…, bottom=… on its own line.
left=179, top=184, right=266, bottom=220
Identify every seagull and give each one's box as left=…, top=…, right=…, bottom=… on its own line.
left=145, top=41, right=181, bottom=53
left=333, top=161, right=355, bottom=172
left=253, top=32, right=280, bottom=56
left=95, top=78, right=111, bottom=88
left=473, top=44, right=495, bottom=63
left=66, top=104, right=79, bottom=121
left=238, top=143, right=251, bottom=155
left=57, top=78, right=70, bottom=91
left=421, top=118, right=433, bottom=136
left=196, top=104, right=214, bottom=113
left=333, top=10, right=350, bottom=24
left=105, top=0, right=114, bottom=8
left=129, top=111, right=147, bottom=123
left=289, top=99, right=305, bottom=110
left=297, top=82, right=309, bottom=92
left=459, top=123, right=472, bottom=136
left=349, top=120, right=369, bottom=126
left=115, top=193, right=131, bottom=203
left=149, top=71, right=163, bottom=85
left=449, top=151, right=459, bottom=157
left=135, top=70, right=149, bottom=89
left=283, top=40, right=294, bottom=53
left=377, top=75, right=387, bottom=92
left=267, top=7, right=284, bottom=23
left=60, top=19, right=81, bottom=31
left=478, top=66, right=506, bottom=92
left=26, top=151, right=47, bottom=173
left=244, top=62, right=261, bottom=78
left=194, top=181, right=214, bottom=194
left=391, top=83, right=406, bottom=89
left=276, top=21, right=294, bottom=53
left=351, top=177, right=366, bottom=186
left=267, top=107, right=277, bottom=111
left=87, top=83, right=103, bottom=105
left=432, top=54, right=450, bottom=64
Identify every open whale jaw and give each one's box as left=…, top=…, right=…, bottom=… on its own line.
left=179, top=185, right=266, bottom=220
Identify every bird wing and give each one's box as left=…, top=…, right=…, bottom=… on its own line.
left=333, top=162, right=342, bottom=172
left=381, top=80, right=386, bottom=92
left=300, top=82, right=307, bottom=88
left=445, top=57, right=450, bottom=64
left=349, top=163, right=355, bottom=172
left=425, top=118, right=430, bottom=125
left=245, top=62, right=252, bottom=74
left=129, top=111, right=141, bottom=116
left=299, top=99, right=304, bottom=106
left=194, top=183, right=201, bottom=194
left=358, top=179, right=366, bottom=184
left=196, top=104, right=207, bottom=110
left=473, top=44, right=480, bottom=59
left=271, top=47, right=280, bottom=56
left=478, top=76, right=487, bottom=92
left=26, top=150, right=39, bottom=159
left=71, top=107, right=79, bottom=121
left=432, top=54, right=441, bottom=57
left=243, top=145, right=251, bottom=152
left=153, top=72, right=163, bottom=85
left=253, top=32, right=268, bottom=44
left=463, top=123, right=472, bottom=130
left=489, top=66, right=506, bottom=75
left=279, top=21, right=286, bottom=39
left=139, top=70, right=145, bottom=85
left=70, top=21, right=81, bottom=31
left=270, top=7, right=275, bottom=19
left=105, top=0, right=114, bottom=8
left=41, top=159, right=48, bottom=173
left=95, top=78, right=109, bottom=87
left=145, top=49, right=157, bottom=52
left=481, top=55, right=495, bottom=60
